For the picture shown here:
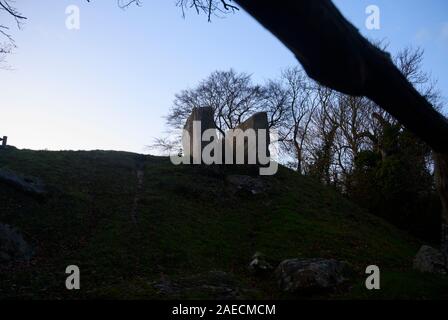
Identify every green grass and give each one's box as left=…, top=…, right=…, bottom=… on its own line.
left=0, top=147, right=447, bottom=299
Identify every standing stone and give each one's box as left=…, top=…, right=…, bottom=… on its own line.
left=225, top=112, right=270, bottom=165
left=181, top=109, right=271, bottom=166
left=182, top=107, right=216, bottom=163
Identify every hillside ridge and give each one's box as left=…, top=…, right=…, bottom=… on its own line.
left=1, top=148, right=447, bottom=299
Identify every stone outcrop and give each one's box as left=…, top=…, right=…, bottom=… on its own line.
left=248, top=252, right=273, bottom=274
left=0, top=223, right=34, bottom=263
left=275, top=258, right=352, bottom=293
left=226, top=175, right=267, bottom=195
left=225, top=112, right=270, bottom=165
left=413, top=245, right=447, bottom=275
left=151, top=270, right=259, bottom=300
left=0, top=168, right=47, bottom=197
left=182, top=107, right=270, bottom=165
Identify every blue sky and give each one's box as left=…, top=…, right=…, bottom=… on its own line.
left=1, top=0, right=447, bottom=153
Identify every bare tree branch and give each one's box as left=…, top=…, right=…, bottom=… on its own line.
left=0, top=0, right=26, bottom=68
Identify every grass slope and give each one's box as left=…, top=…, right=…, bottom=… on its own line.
left=0, top=148, right=447, bottom=299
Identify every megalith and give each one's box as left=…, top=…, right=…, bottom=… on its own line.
left=182, top=107, right=216, bottom=163
left=182, top=108, right=270, bottom=165
left=225, top=112, right=270, bottom=165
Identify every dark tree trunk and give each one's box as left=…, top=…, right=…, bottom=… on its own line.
left=235, top=0, right=448, bottom=153
left=435, top=153, right=448, bottom=257
left=295, top=143, right=302, bottom=174
left=235, top=0, right=448, bottom=251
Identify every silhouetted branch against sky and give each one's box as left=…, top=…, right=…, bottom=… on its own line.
left=86, top=0, right=144, bottom=9
left=108, top=0, right=239, bottom=21
left=175, top=0, right=239, bottom=21
left=89, top=0, right=239, bottom=21
left=0, top=0, right=237, bottom=44
left=0, top=0, right=26, bottom=44
left=84, top=0, right=238, bottom=20
left=0, top=0, right=234, bottom=67
left=0, top=0, right=26, bottom=68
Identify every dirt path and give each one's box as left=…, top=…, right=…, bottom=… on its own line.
left=130, top=156, right=146, bottom=225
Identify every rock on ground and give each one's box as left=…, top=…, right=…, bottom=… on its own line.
left=226, top=175, right=267, bottom=195
left=413, top=245, right=447, bottom=275
left=248, top=252, right=274, bottom=274
left=0, top=223, right=34, bottom=263
left=275, top=258, right=352, bottom=293
left=0, top=168, right=47, bottom=197
left=151, top=271, right=259, bottom=300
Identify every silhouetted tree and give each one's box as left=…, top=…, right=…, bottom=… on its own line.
left=0, top=0, right=26, bottom=68
left=152, top=69, right=284, bottom=155
left=231, top=0, right=448, bottom=253
left=166, top=69, right=264, bottom=135
left=275, top=67, right=319, bottom=173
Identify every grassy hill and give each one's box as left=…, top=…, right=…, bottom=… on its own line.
left=1, top=147, right=447, bottom=299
